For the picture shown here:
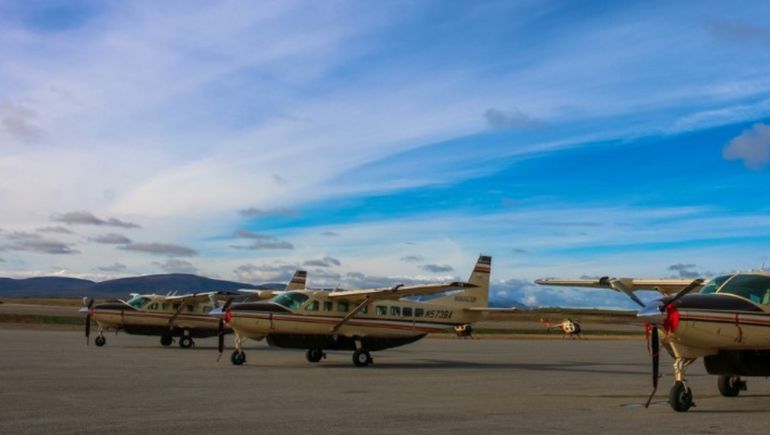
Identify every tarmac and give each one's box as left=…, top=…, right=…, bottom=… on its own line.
left=1, top=328, right=769, bottom=434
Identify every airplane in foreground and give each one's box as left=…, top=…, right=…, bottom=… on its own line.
left=540, top=317, right=583, bottom=338
left=80, top=270, right=307, bottom=348
left=212, top=255, right=520, bottom=367
left=537, top=272, right=770, bottom=412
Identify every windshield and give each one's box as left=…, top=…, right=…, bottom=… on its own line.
left=126, top=296, right=150, bottom=309
left=699, top=275, right=733, bottom=294
left=271, top=292, right=309, bottom=310
left=716, top=274, right=770, bottom=305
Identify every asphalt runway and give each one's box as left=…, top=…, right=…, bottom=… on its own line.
left=1, top=329, right=769, bottom=434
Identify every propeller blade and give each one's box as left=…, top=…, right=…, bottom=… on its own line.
left=218, top=319, right=225, bottom=354
left=609, top=278, right=645, bottom=307
left=666, top=278, right=704, bottom=307
left=644, top=326, right=660, bottom=408
left=84, top=298, right=94, bottom=346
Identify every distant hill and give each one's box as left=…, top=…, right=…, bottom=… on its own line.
left=488, top=297, right=529, bottom=310
left=0, top=274, right=269, bottom=298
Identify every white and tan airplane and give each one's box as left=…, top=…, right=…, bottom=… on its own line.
left=538, top=272, right=770, bottom=412
left=212, top=255, right=521, bottom=367
left=80, top=270, right=307, bottom=348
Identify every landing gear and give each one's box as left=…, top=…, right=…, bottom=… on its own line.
left=353, top=349, right=372, bottom=367
left=94, top=335, right=106, bottom=347
left=717, top=375, right=746, bottom=397
left=669, top=381, right=693, bottom=412
left=179, top=335, right=194, bottom=348
left=306, top=348, right=324, bottom=363
left=231, top=349, right=246, bottom=365
left=669, top=357, right=696, bottom=412
left=160, top=335, right=173, bottom=346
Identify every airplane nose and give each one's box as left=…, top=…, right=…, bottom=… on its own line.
left=78, top=307, right=90, bottom=314
left=637, top=299, right=665, bottom=325
left=209, top=307, right=225, bottom=318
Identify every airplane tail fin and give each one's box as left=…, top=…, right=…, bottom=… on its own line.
left=285, top=270, right=307, bottom=291
left=428, top=255, right=491, bottom=308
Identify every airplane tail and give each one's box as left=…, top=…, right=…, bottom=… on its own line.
left=285, top=270, right=307, bottom=291
left=429, top=255, right=491, bottom=308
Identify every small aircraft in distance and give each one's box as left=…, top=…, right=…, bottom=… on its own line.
left=540, top=317, right=583, bottom=338
left=212, top=255, right=520, bottom=367
left=80, top=270, right=307, bottom=348
left=537, top=272, right=770, bottom=412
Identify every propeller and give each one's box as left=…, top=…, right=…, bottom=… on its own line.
left=217, top=299, right=233, bottom=358
left=84, top=298, right=94, bottom=345
left=644, top=324, right=659, bottom=408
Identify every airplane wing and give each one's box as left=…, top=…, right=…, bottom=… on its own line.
left=535, top=277, right=705, bottom=295
left=327, top=282, right=477, bottom=303
left=164, top=291, right=240, bottom=304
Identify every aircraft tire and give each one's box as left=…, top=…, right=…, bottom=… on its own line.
left=231, top=350, right=246, bottom=365
left=669, top=381, right=693, bottom=412
left=160, top=335, right=173, bottom=346
left=95, top=336, right=106, bottom=347
left=717, top=376, right=742, bottom=397
left=306, top=349, right=324, bottom=363
left=352, top=349, right=372, bottom=367
left=179, top=336, right=193, bottom=348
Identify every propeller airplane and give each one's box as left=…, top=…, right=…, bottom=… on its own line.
left=537, top=272, right=770, bottom=412
left=80, top=270, right=307, bottom=348
left=211, top=255, right=521, bottom=367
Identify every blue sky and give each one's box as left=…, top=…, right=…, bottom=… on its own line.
left=1, top=1, right=770, bottom=308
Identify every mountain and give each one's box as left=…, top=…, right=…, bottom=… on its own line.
left=0, top=274, right=263, bottom=298
left=488, top=296, right=530, bottom=310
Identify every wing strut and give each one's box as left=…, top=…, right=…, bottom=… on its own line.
left=167, top=301, right=187, bottom=331
left=330, top=297, right=372, bottom=333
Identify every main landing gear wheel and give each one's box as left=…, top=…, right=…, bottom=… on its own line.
left=669, top=381, right=693, bottom=412
left=231, top=349, right=246, bottom=365
left=160, top=335, right=173, bottom=347
left=94, top=335, right=106, bottom=347
left=717, top=375, right=746, bottom=397
left=306, top=349, right=324, bottom=363
left=179, top=336, right=193, bottom=348
left=353, top=349, right=372, bottom=367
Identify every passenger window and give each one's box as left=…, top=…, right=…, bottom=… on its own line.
left=306, top=300, right=319, bottom=311
left=323, top=301, right=334, bottom=312
left=376, top=306, right=387, bottom=316
left=173, top=303, right=180, bottom=310
left=362, top=305, right=368, bottom=314
left=161, top=303, right=168, bottom=310
left=403, top=307, right=413, bottom=317
left=390, top=306, right=400, bottom=316
left=338, top=301, right=350, bottom=313
left=148, top=303, right=159, bottom=310
left=415, top=308, right=424, bottom=317
left=186, top=305, right=195, bottom=312
left=202, top=305, right=211, bottom=312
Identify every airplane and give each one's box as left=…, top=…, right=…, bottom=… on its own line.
left=540, top=317, right=583, bottom=338
left=211, top=255, right=521, bottom=367
left=536, top=272, right=770, bottom=412
left=80, top=270, right=307, bottom=348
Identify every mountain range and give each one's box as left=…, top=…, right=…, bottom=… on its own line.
left=0, top=274, right=283, bottom=298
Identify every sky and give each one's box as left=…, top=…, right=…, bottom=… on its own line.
left=2, top=0, right=770, bottom=308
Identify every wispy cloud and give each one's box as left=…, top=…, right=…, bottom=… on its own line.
left=119, top=243, right=197, bottom=257
left=0, top=239, right=78, bottom=255
left=420, top=264, right=454, bottom=273
left=231, top=230, right=294, bottom=250
left=89, top=233, right=132, bottom=244
left=152, top=259, right=198, bottom=274
left=303, top=256, right=341, bottom=268
left=400, top=255, right=424, bottom=263
left=52, top=211, right=141, bottom=229
left=239, top=207, right=297, bottom=218
left=37, top=226, right=74, bottom=234
left=0, top=102, right=44, bottom=143
left=96, top=262, right=127, bottom=272
left=484, top=108, right=541, bottom=129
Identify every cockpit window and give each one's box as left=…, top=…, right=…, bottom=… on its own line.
left=717, top=274, right=770, bottom=305
left=126, top=296, right=150, bottom=309
left=700, top=275, right=733, bottom=295
left=271, top=292, right=310, bottom=310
